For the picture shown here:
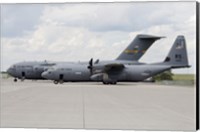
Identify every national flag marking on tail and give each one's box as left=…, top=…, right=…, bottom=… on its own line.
left=124, top=49, right=139, bottom=54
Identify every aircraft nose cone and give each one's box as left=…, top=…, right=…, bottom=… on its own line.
left=41, top=71, right=48, bottom=79
left=6, top=67, right=11, bottom=75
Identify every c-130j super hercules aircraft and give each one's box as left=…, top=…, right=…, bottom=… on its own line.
left=7, top=34, right=190, bottom=85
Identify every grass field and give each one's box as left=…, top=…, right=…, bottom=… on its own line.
left=172, top=74, right=195, bottom=81
left=1, top=72, right=10, bottom=79
left=158, top=74, right=196, bottom=86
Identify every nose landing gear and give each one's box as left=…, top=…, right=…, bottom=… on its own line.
left=53, top=80, right=64, bottom=84
left=53, top=74, right=64, bottom=84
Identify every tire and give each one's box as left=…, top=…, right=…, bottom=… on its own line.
left=59, top=80, right=64, bottom=84
left=111, top=82, right=117, bottom=85
left=102, top=81, right=109, bottom=85
left=54, top=80, right=59, bottom=84
left=21, top=77, right=25, bottom=82
left=14, top=78, right=17, bottom=82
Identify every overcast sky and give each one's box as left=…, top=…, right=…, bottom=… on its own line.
left=1, top=2, right=196, bottom=74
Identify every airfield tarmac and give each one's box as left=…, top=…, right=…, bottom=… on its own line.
left=0, top=78, right=196, bottom=131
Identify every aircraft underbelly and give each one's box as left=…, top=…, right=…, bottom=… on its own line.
left=122, top=65, right=171, bottom=82
left=62, top=68, right=91, bottom=81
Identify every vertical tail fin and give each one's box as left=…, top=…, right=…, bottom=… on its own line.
left=163, top=35, right=190, bottom=68
left=116, top=34, right=164, bottom=61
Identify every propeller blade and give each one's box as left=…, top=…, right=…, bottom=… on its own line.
left=94, top=59, right=99, bottom=64
left=89, top=58, right=93, bottom=67
left=88, top=58, right=93, bottom=75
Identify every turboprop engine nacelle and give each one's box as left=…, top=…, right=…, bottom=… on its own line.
left=90, top=73, right=104, bottom=81
left=90, top=73, right=116, bottom=83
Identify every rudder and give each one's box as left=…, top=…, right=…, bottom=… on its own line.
left=163, top=35, right=190, bottom=68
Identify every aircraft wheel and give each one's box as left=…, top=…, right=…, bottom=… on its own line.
left=21, top=77, right=25, bottom=82
left=54, top=80, right=59, bottom=84
left=59, top=80, right=64, bottom=84
left=14, top=78, right=17, bottom=82
left=111, top=82, right=117, bottom=85
left=102, top=81, right=109, bottom=85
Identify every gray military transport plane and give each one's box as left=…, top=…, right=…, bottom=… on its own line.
left=41, top=35, right=190, bottom=85
left=7, top=34, right=162, bottom=82
left=6, top=61, right=56, bottom=82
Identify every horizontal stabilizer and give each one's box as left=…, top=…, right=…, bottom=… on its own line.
left=138, top=34, right=165, bottom=40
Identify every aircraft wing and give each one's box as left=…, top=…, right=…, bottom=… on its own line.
left=104, top=63, right=125, bottom=72
left=91, top=63, right=125, bottom=81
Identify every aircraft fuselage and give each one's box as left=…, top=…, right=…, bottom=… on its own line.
left=41, top=61, right=171, bottom=83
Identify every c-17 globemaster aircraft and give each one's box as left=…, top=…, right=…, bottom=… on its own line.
left=7, top=34, right=163, bottom=82
left=41, top=35, right=190, bottom=84
left=6, top=61, right=56, bottom=82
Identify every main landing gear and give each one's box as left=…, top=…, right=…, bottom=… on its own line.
left=102, top=81, right=117, bottom=85
left=54, top=80, right=58, bottom=84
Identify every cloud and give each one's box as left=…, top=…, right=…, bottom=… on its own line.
left=1, top=2, right=196, bottom=74
left=38, top=3, right=195, bottom=32
left=1, top=4, right=44, bottom=37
